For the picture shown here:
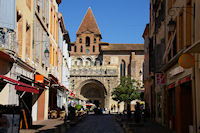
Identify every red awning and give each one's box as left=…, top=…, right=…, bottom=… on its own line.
left=0, top=75, right=39, bottom=94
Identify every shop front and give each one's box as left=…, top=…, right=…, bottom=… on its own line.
left=0, top=74, right=39, bottom=129
left=166, top=64, right=194, bottom=133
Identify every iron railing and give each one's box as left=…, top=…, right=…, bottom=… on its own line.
left=0, top=28, right=17, bottom=55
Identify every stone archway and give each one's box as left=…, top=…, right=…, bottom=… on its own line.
left=79, top=79, right=107, bottom=108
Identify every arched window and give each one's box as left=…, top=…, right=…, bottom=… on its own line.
left=93, top=46, right=95, bottom=52
left=86, top=37, right=90, bottom=46
left=74, top=61, right=77, bottom=66
left=86, top=58, right=92, bottom=66
left=74, top=46, right=77, bottom=52
left=94, top=38, right=96, bottom=43
left=80, top=46, right=83, bottom=52
left=77, top=58, right=83, bottom=66
left=79, top=38, right=82, bottom=43
left=120, top=60, right=126, bottom=78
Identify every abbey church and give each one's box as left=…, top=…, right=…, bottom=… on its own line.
left=69, top=7, right=144, bottom=111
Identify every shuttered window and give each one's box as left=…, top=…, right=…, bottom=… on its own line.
left=42, top=31, right=46, bottom=64
left=36, top=24, right=40, bottom=61
left=46, top=0, right=49, bottom=25
left=18, top=17, right=23, bottom=57
left=42, top=0, right=45, bottom=18
left=50, top=8, right=53, bottom=33
left=26, top=24, right=31, bottom=59
left=179, top=12, right=184, bottom=50
left=26, top=0, right=31, bottom=10
left=50, top=44, right=52, bottom=65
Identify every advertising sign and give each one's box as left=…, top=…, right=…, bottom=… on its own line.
left=156, top=73, right=165, bottom=85
left=35, top=75, right=44, bottom=83
left=178, top=53, right=195, bottom=69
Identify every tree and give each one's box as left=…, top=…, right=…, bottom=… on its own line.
left=111, top=76, right=143, bottom=118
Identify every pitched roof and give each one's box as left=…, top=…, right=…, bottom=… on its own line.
left=76, top=7, right=101, bottom=35
left=101, top=44, right=144, bottom=51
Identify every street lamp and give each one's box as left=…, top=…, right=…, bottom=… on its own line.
left=44, top=48, right=49, bottom=58
left=167, top=18, right=176, bottom=33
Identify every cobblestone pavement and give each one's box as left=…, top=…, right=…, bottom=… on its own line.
left=67, top=115, right=124, bottom=133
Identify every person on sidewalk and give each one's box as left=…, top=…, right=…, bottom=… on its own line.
left=111, top=104, right=114, bottom=112
left=117, top=103, right=120, bottom=113
left=113, top=105, right=116, bottom=112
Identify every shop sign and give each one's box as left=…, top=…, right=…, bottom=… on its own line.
left=166, top=83, right=175, bottom=90
left=169, top=66, right=184, bottom=78
left=178, top=53, right=195, bottom=69
left=156, top=73, right=165, bottom=85
left=178, top=75, right=191, bottom=85
left=35, top=75, right=44, bottom=83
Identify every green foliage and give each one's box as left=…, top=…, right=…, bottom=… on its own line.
left=75, top=104, right=82, bottom=111
left=112, top=76, right=142, bottom=104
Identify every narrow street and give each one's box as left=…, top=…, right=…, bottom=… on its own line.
left=20, top=114, right=174, bottom=133
left=67, top=115, right=124, bottom=133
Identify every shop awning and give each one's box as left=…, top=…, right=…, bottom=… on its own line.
left=0, top=75, right=39, bottom=94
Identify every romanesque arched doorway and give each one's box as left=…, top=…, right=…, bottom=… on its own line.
left=79, top=79, right=107, bottom=108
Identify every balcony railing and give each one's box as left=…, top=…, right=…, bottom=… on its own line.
left=0, top=29, right=16, bottom=55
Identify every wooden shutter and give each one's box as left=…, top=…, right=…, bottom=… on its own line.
left=26, top=25, right=31, bottom=58
left=18, top=18, right=23, bottom=57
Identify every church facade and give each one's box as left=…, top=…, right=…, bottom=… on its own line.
left=69, top=7, right=144, bottom=112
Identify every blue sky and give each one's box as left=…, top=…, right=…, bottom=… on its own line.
left=59, top=0, right=149, bottom=44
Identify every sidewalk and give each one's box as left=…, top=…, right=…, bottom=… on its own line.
left=20, top=119, right=64, bottom=133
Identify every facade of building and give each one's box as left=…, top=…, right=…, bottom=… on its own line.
left=0, top=0, right=71, bottom=128
left=144, top=0, right=200, bottom=133
left=69, top=7, right=144, bottom=112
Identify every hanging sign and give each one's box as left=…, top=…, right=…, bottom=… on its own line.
left=156, top=73, right=165, bottom=85
left=35, top=75, right=44, bottom=83
left=178, top=53, right=195, bottom=69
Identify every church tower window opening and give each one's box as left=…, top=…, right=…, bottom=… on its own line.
left=86, top=36, right=90, bottom=46
left=94, top=38, right=96, bottom=43
left=80, top=46, right=83, bottom=52
left=93, top=46, right=95, bottom=52
left=120, top=60, right=126, bottom=78
left=79, top=38, right=82, bottom=43
left=74, top=45, right=77, bottom=52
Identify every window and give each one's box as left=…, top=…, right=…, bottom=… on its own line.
left=94, top=38, right=96, bottom=43
left=37, top=0, right=40, bottom=13
left=120, top=60, right=126, bottom=78
left=179, top=12, right=184, bottom=50
left=86, top=58, right=92, bottom=66
left=186, top=0, right=192, bottom=46
left=86, top=37, right=90, bottom=46
left=79, top=38, right=82, bottom=43
left=74, top=46, right=77, bottom=52
left=173, top=34, right=177, bottom=56
left=74, top=61, right=77, bottom=66
left=86, top=49, right=89, bottom=54
left=26, top=0, right=31, bottom=10
left=93, top=46, right=95, bottom=52
left=77, top=58, right=83, bottom=66
left=26, top=24, right=31, bottom=59
left=17, top=16, right=23, bottom=57
left=80, top=46, right=83, bottom=52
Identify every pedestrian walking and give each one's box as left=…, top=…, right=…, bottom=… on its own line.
left=117, top=103, right=120, bottom=113
left=113, top=105, right=116, bottom=112
left=111, top=104, right=114, bottom=112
